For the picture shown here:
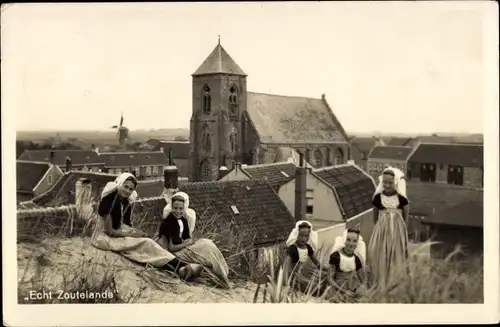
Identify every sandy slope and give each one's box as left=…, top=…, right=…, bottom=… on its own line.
left=17, top=237, right=259, bottom=303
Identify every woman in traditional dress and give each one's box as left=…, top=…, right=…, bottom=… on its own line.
left=368, top=167, right=410, bottom=287
left=92, top=173, right=202, bottom=280
left=283, top=221, right=327, bottom=295
left=157, top=191, right=231, bottom=289
left=328, top=228, right=366, bottom=300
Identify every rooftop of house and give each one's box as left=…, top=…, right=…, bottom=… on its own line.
left=178, top=179, right=296, bottom=247
left=270, top=147, right=314, bottom=168
left=230, top=162, right=299, bottom=191
left=135, top=180, right=165, bottom=199
left=16, top=161, right=52, bottom=194
left=408, top=181, right=483, bottom=228
left=409, top=143, right=483, bottom=167
left=246, top=92, right=348, bottom=145
left=32, top=171, right=117, bottom=207
left=416, top=134, right=484, bottom=144
left=368, top=145, right=414, bottom=161
left=313, top=164, right=376, bottom=218
left=18, top=150, right=104, bottom=166
left=153, top=141, right=191, bottom=159
left=99, top=151, right=170, bottom=168
left=192, top=42, right=247, bottom=76
left=387, top=137, right=414, bottom=146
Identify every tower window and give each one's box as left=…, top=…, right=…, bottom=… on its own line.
left=230, top=124, right=238, bottom=153
left=229, top=85, right=238, bottom=115
left=201, top=160, right=212, bottom=178
left=334, top=147, right=344, bottom=165
left=201, top=124, right=212, bottom=153
left=314, top=149, right=323, bottom=167
left=203, top=85, right=211, bottom=114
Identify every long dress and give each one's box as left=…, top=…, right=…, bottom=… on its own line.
left=368, top=192, right=409, bottom=287
left=156, top=213, right=230, bottom=289
left=286, top=244, right=328, bottom=296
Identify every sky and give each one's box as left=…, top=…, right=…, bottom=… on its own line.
left=1, top=2, right=490, bottom=134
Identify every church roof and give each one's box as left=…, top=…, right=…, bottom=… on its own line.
left=192, top=43, right=247, bottom=76
left=246, top=92, right=349, bottom=144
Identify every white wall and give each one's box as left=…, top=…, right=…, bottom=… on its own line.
left=278, top=172, right=343, bottom=223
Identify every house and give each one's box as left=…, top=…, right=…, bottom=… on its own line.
left=349, top=136, right=384, bottom=171
left=218, top=162, right=298, bottom=192
left=367, top=145, right=415, bottom=179
left=29, top=171, right=117, bottom=207
left=189, top=41, right=350, bottom=182
left=17, top=150, right=105, bottom=173
left=100, top=151, right=170, bottom=180
left=407, top=143, right=483, bottom=188
left=16, top=161, right=64, bottom=202
left=408, top=181, right=484, bottom=260
left=152, top=141, right=191, bottom=177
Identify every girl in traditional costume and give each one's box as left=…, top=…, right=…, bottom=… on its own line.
left=157, top=192, right=231, bottom=288
left=368, top=167, right=410, bottom=286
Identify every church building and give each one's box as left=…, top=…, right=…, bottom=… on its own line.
left=189, top=40, right=350, bottom=182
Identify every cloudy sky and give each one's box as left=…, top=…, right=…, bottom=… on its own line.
left=2, top=2, right=490, bottom=134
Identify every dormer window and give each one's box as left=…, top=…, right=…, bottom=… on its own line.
left=231, top=205, right=240, bottom=215
left=280, top=171, right=289, bottom=178
left=203, top=85, right=211, bottom=115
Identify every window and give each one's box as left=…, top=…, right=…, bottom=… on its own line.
left=306, top=205, right=314, bottom=214
left=306, top=190, right=313, bottom=215
left=146, top=166, right=151, bottom=176
left=152, top=166, right=158, bottom=175
left=229, top=85, right=238, bottom=115
left=326, top=147, right=332, bottom=165
left=202, top=124, right=212, bottom=152
left=200, top=160, right=212, bottom=179
left=420, top=163, right=437, bottom=183
left=229, top=124, right=238, bottom=153
left=314, top=149, right=323, bottom=167
left=447, top=165, right=464, bottom=186
left=47, top=175, right=53, bottom=185
left=203, top=85, right=211, bottom=114
left=334, top=147, right=344, bottom=165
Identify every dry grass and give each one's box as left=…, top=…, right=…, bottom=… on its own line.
left=17, top=203, right=483, bottom=304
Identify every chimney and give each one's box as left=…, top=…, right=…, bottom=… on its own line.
left=94, top=147, right=99, bottom=154
left=49, top=151, right=55, bottom=165
left=294, top=152, right=307, bottom=222
left=65, top=157, right=72, bottom=172
left=164, top=148, right=178, bottom=190
left=321, top=93, right=326, bottom=100
left=218, top=166, right=229, bottom=180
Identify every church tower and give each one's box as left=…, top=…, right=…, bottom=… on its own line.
left=190, top=39, right=248, bottom=182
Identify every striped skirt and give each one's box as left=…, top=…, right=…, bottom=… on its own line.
left=368, top=209, right=409, bottom=287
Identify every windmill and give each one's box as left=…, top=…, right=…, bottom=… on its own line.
left=111, top=112, right=129, bottom=146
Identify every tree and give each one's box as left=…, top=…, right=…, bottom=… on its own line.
left=174, top=136, right=188, bottom=141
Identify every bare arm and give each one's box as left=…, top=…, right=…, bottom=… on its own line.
left=166, top=237, right=193, bottom=253
left=103, top=215, right=142, bottom=238
left=310, top=253, right=322, bottom=270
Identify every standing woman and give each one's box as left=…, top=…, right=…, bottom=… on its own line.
left=92, top=173, right=201, bottom=281
left=368, top=167, right=410, bottom=287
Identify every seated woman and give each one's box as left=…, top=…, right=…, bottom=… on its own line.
left=328, top=228, right=366, bottom=300
left=91, top=173, right=201, bottom=281
left=283, top=221, right=327, bottom=295
left=157, top=192, right=230, bottom=289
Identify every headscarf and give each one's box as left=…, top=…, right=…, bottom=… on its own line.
left=100, top=172, right=138, bottom=202
left=373, top=166, right=407, bottom=199
left=162, top=191, right=196, bottom=235
left=331, top=229, right=366, bottom=266
left=286, top=220, right=319, bottom=252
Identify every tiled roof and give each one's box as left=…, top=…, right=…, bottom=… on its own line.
left=192, top=43, right=246, bottom=76
left=153, top=141, right=191, bottom=159
left=18, top=150, right=104, bottom=166
left=350, top=137, right=377, bottom=163
left=387, top=137, right=413, bottom=146
left=178, top=179, right=296, bottom=247
left=136, top=180, right=165, bottom=199
left=417, top=134, right=484, bottom=144
left=409, top=143, right=483, bottom=167
left=100, top=151, right=169, bottom=168
left=368, top=146, right=414, bottom=161
left=32, top=171, right=117, bottom=207
left=16, top=161, right=51, bottom=193
left=408, top=181, right=483, bottom=228
left=240, top=162, right=298, bottom=190
left=313, top=165, right=376, bottom=218
left=246, top=92, right=348, bottom=144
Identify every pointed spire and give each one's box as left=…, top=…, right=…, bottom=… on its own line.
left=218, top=35, right=220, bottom=45
left=192, top=41, right=247, bottom=76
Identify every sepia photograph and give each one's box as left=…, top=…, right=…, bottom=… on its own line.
left=2, top=1, right=499, bottom=326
